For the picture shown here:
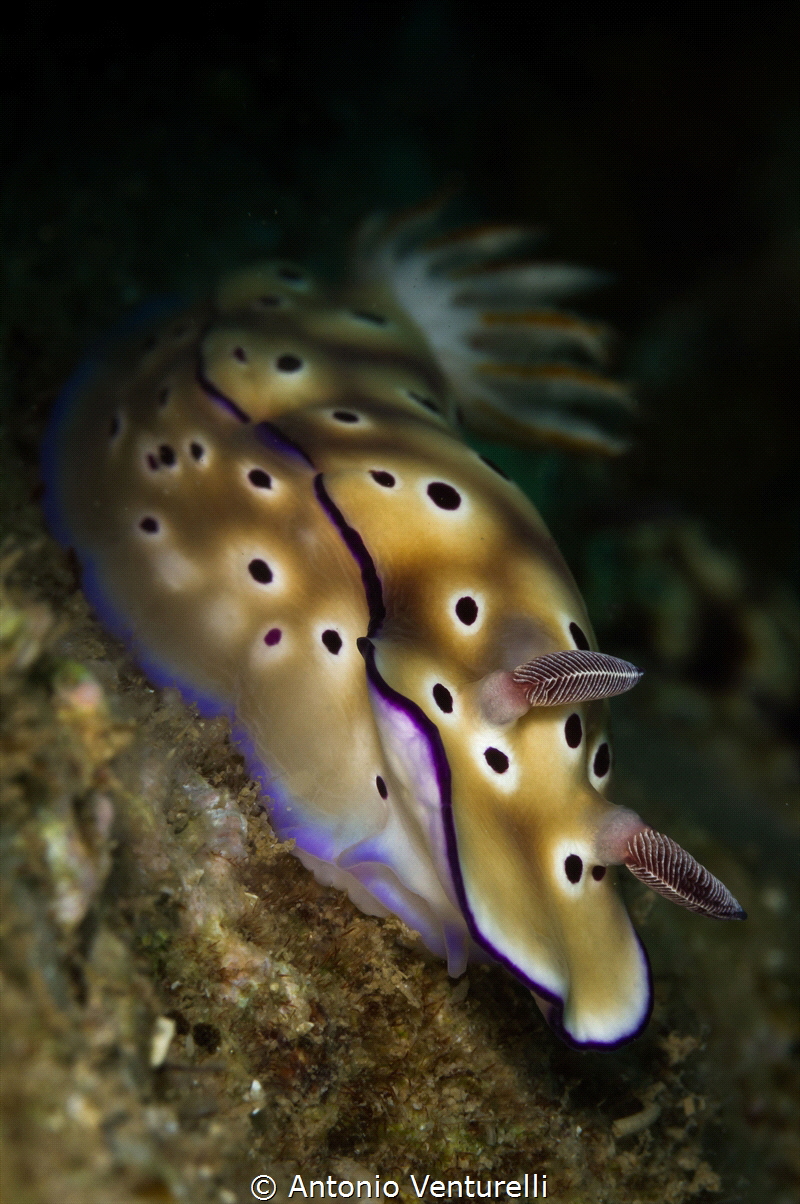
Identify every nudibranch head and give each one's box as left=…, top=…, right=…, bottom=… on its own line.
left=42, top=201, right=745, bottom=1050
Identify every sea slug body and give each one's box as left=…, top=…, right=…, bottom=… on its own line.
left=43, top=201, right=744, bottom=1048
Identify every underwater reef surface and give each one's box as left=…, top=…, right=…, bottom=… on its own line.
left=2, top=6, right=798, bottom=1202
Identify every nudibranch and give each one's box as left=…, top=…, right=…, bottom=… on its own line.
left=43, top=203, right=745, bottom=1048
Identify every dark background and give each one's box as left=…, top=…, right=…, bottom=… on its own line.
left=3, top=0, right=797, bottom=582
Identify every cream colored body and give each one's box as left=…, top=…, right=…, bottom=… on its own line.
left=48, top=220, right=654, bottom=1047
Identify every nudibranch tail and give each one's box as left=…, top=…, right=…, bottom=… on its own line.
left=354, top=198, right=633, bottom=455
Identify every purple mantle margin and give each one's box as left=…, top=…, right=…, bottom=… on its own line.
left=313, top=475, right=386, bottom=637
left=356, top=637, right=652, bottom=1050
